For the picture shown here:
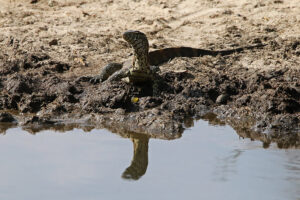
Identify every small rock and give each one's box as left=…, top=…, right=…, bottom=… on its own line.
left=48, top=0, right=58, bottom=7
left=236, top=95, right=250, bottom=106
left=49, top=39, right=58, bottom=46
left=151, top=108, right=161, bottom=115
left=6, top=76, right=32, bottom=94
left=140, top=97, right=163, bottom=109
left=65, top=94, right=79, bottom=103
left=54, top=63, right=70, bottom=73
left=273, top=0, right=283, bottom=3
left=0, top=113, right=16, bottom=123
left=278, top=99, right=300, bottom=114
left=68, top=85, right=82, bottom=94
left=284, top=86, right=300, bottom=99
left=30, top=0, right=39, bottom=3
left=115, top=108, right=125, bottom=115
left=216, top=94, right=229, bottom=105
left=264, top=27, right=277, bottom=33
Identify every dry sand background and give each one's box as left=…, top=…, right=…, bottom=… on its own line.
left=0, top=0, right=299, bottom=75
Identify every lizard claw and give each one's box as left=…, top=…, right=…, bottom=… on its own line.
left=89, top=76, right=102, bottom=84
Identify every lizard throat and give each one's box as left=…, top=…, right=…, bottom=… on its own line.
left=133, top=51, right=150, bottom=72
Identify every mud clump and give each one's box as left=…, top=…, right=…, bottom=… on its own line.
left=0, top=112, right=16, bottom=123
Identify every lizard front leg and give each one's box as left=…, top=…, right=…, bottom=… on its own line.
left=90, top=62, right=123, bottom=84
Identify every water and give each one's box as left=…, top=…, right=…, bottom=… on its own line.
left=0, top=120, right=299, bottom=200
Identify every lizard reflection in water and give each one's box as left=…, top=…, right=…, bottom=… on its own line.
left=122, top=133, right=149, bottom=180
left=121, top=119, right=196, bottom=180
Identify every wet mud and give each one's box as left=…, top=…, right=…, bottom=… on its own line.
left=0, top=0, right=299, bottom=148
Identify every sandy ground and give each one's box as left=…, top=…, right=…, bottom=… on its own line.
left=1, top=0, right=299, bottom=73
left=0, top=0, right=299, bottom=147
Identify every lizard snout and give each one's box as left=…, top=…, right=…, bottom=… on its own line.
left=122, top=30, right=136, bottom=42
left=123, top=30, right=147, bottom=44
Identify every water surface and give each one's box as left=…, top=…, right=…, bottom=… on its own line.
left=0, top=120, right=299, bottom=200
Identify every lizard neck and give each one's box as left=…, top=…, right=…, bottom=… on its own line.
left=133, top=50, right=150, bottom=73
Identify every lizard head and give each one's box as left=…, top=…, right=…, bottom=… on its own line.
left=123, top=30, right=149, bottom=54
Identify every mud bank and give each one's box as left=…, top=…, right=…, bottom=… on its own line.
left=0, top=0, right=299, bottom=147
left=0, top=37, right=299, bottom=147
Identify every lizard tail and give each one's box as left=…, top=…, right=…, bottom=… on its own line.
left=148, top=44, right=266, bottom=66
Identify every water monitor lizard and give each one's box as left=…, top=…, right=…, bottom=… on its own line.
left=91, top=30, right=265, bottom=84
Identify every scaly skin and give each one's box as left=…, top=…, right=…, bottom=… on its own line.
left=123, top=30, right=154, bottom=83
left=91, top=30, right=155, bottom=84
left=91, top=30, right=265, bottom=84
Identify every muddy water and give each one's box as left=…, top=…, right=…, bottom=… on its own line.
left=0, top=121, right=299, bottom=200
